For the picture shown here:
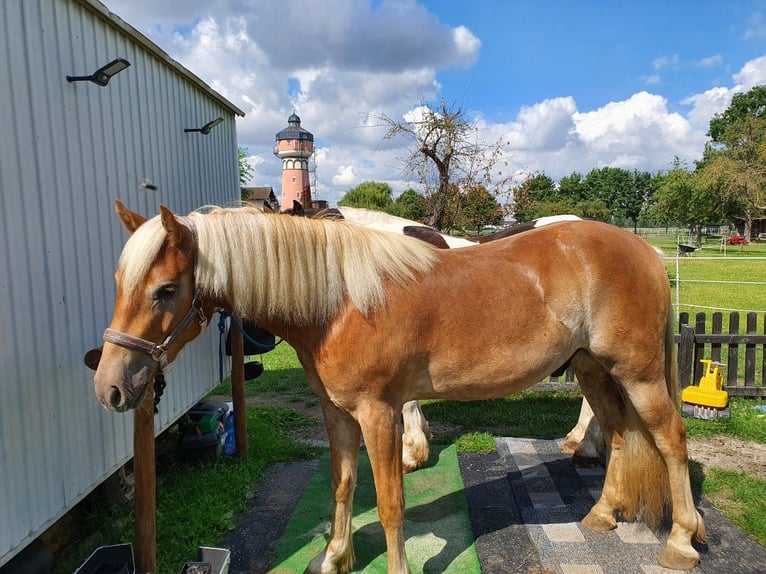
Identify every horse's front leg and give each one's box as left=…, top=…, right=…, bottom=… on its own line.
left=402, top=400, right=431, bottom=473
left=307, top=399, right=361, bottom=574
left=359, top=400, right=410, bottom=573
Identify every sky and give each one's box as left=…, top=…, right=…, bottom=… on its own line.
left=103, top=0, right=766, bottom=207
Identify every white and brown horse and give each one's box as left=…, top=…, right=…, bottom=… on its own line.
left=94, top=201, right=705, bottom=573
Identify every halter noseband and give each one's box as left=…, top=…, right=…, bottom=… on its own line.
left=103, top=216, right=207, bottom=367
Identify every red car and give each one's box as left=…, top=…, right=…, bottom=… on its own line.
left=729, top=235, right=748, bottom=245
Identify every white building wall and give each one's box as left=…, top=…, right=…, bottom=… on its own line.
left=0, top=0, right=244, bottom=565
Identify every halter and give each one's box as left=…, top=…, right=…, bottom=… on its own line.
left=102, top=216, right=207, bottom=369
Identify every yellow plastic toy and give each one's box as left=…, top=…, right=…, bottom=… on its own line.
left=681, top=359, right=729, bottom=419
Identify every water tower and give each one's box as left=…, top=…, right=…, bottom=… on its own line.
left=274, top=112, right=314, bottom=211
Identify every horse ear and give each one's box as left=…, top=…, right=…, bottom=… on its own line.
left=115, top=200, right=147, bottom=234
left=159, top=204, right=183, bottom=247
left=292, top=200, right=305, bottom=216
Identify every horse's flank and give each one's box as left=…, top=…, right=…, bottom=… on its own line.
left=118, top=206, right=438, bottom=326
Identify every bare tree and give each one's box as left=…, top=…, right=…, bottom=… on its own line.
left=378, top=99, right=512, bottom=230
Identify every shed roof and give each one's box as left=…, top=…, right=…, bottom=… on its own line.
left=243, top=186, right=276, bottom=201
left=78, top=0, right=245, bottom=117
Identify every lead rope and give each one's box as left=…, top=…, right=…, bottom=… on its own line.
left=153, top=373, right=166, bottom=414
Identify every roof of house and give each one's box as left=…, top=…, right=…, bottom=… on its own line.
left=243, top=186, right=276, bottom=201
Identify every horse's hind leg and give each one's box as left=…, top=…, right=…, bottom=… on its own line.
left=622, top=383, right=705, bottom=570
left=402, top=400, right=431, bottom=473
left=358, top=400, right=410, bottom=574
left=307, top=399, right=361, bottom=574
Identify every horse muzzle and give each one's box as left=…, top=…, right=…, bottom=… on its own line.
left=89, top=346, right=155, bottom=412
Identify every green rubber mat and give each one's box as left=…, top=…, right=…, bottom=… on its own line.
left=268, top=444, right=481, bottom=573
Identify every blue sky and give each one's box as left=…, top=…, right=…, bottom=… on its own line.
left=427, top=1, right=763, bottom=117
left=105, top=0, right=766, bottom=206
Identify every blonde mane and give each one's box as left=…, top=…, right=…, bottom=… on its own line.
left=118, top=206, right=438, bottom=325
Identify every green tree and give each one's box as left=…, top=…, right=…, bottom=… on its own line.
left=393, top=188, right=428, bottom=221
left=558, top=172, right=587, bottom=202
left=338, top=181, right=396, bottom=211
left=652, top=159, right=724, bottom=245
left=617, top=170, right=656, bottom=232
left=238, top=146, right=254, bottom=188
left=460, top=185, right=503, bottom=234
left=511, top=173, right=557, bottom=221
left=699, top=86, right=766, bottom=241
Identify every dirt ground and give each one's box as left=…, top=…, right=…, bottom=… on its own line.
left=242, top=395, right=766, bottom=478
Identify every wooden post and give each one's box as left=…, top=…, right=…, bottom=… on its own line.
left=133, top=384, right=157, bottom=574
left=230, top=317, right=249, bottom=458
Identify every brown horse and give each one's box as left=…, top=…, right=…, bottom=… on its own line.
left=94, top=201, right=705, bottom=573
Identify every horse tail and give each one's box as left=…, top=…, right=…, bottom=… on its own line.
left=615, top=300, right=677, bottom=526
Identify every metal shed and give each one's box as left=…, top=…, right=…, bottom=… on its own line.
left=0, top=0, right=245, bottom=566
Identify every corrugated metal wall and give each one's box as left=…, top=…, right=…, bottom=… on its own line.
left=0, top=0, right=243, bottom=565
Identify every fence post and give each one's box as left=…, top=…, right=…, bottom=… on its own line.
left=678, top=324, right=696, bottom=390
left=230, top=317, right=249, bottom=459
left=746, top=312, right=757, bottom=385
left=728, top=313, right=740, bottom=387
left=693, top=313, right=706, bottom=384
left=711, top=312, right=722, bottom=363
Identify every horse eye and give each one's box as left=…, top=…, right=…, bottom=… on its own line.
left=153, top=284, right=177, bottom=301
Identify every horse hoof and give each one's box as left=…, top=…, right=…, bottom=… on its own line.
left=560, top=439, right=578, bottom=455
left=658, top=544, right=700, bottom=571
left=582, top=509, right=617, bottom=532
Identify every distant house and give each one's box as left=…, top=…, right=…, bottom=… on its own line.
left=243, top=186, right=280, bottom=211
left=733, top=215, right=766, bottom=240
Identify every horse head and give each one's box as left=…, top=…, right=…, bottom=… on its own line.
left=92, top=200, right=214, bottom=412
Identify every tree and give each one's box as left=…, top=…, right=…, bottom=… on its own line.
left=393, top=189, right=428, bottom=222
left=651, top=159, right=725, bottom=245
left=511, top=173, right=557, bottom=221
left=238, top=146, right=254, bottom=188
left=378, top=99, right=512, bottom=230
left=460, top=185, right=504, bottom=234
left=616, top=170, right=656, bottom=232
left=699, top=86, right=766, bottom=241
left=338, top=181, right=396, bottom=211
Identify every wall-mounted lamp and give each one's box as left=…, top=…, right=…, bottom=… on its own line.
left=184, top=117, right=224, bottom=135
left=67, top=58, right=130, bottom=87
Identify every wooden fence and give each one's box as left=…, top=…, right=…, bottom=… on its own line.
left=544, top=312, right=765, bottom=398
left=677, top=311, right=765, bottom=397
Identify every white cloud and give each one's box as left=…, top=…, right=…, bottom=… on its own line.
left=696, top=54, right=723, bottom=67
left=733, top=54, right=766, bottom=88
left=502, top=97, right=578, bottom=151
left=332, top=165, right=357, bottom=187
left=682, top=87, right=734, bottom=128
left=653, top=54, right=680, bottom=70
left=681, top=54, right=766, bottom=129
left=644, top=74, right=661, bottom=85
left=101, top=1, right=766, bottom=206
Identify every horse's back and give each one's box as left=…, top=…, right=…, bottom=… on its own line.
left=318, top=221, right=667, bottom=399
